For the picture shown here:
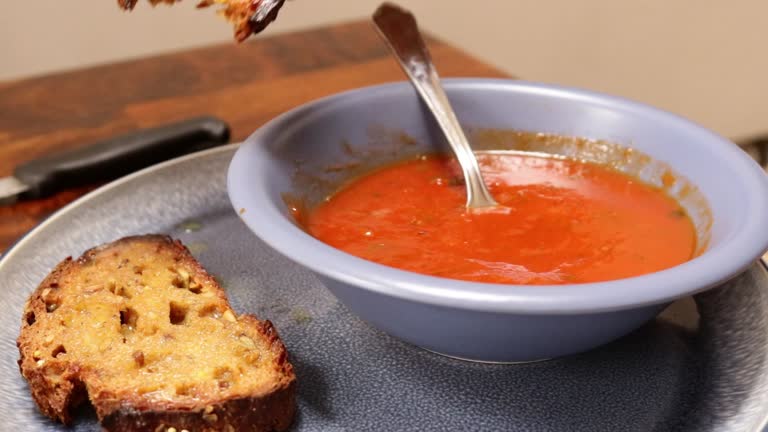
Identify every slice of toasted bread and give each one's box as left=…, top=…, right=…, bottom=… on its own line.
left=17, top=235, right=296, bottom=431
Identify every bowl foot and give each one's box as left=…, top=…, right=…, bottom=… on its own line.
left=422, top=348, right=552, bottom=365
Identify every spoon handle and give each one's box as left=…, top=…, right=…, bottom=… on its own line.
left=373, top=2, right=498, bottom=210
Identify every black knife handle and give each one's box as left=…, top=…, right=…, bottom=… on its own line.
left=14, top=116, right=230, bottom=199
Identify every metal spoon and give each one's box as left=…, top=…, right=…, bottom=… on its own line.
left=373, top=2, right=499, bottom=211
left=249, top=0, right=285, bottom=34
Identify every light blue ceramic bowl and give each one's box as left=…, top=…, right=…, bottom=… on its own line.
left=228, top=79, right=768, bottom=362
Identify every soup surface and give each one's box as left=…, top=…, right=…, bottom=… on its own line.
left=304, top=153, right=696, bottom=285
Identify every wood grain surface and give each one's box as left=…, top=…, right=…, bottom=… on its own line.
left=0, top=21, right=507, bottom=253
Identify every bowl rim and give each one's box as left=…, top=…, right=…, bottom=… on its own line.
left=228, top=78, right=768, bottom=314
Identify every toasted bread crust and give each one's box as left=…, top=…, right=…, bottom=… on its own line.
left=17, top=235, right=296, bottom=431
left=100, top=379, right=296, bottom=431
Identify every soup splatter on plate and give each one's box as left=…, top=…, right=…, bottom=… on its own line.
left=303, top=153, right=696, bottom=285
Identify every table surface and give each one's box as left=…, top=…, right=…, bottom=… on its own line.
left=0, top=21, right=506, bottom=253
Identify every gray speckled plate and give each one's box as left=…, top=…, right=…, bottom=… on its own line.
left=1, top=145, right=768, bottom=432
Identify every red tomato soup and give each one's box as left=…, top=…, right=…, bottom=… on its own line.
left=305, top=153, right=697, bottom=285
